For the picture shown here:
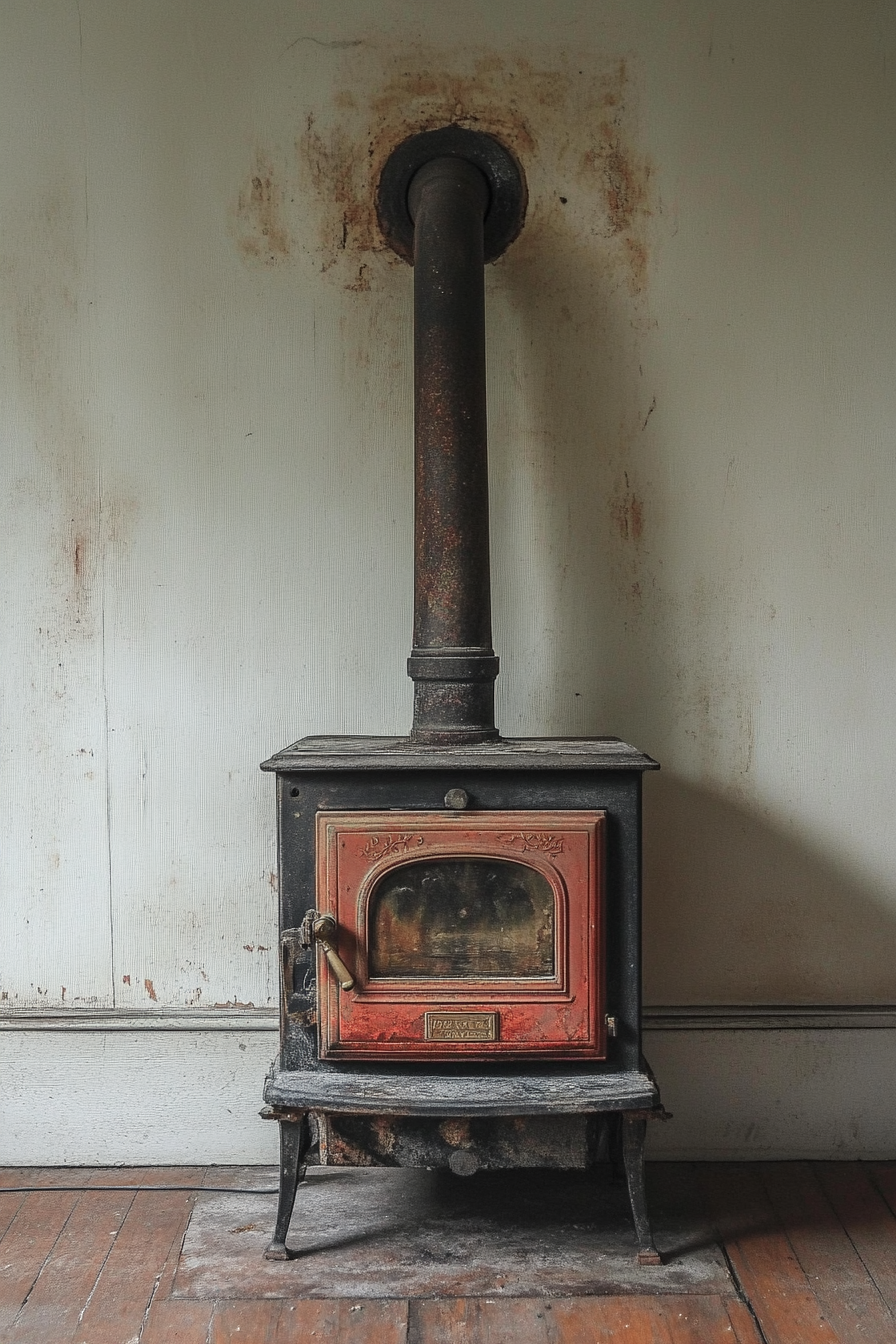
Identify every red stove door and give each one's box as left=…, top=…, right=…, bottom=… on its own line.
left=314, top=810, right=606, bottom=1061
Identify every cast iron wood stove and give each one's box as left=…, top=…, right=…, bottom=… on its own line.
left=260, top=127, right=664, bottom=1264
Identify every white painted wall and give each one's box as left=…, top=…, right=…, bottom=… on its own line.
left=1, top=0, right=894, bottom=1160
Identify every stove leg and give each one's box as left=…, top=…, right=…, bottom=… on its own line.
left=621, top=1113, right=662, bottom=1266
left=264, top=1112, right=310, bottom=1260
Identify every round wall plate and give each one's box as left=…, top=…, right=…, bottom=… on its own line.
left=377, top=126, right=527, bottom=265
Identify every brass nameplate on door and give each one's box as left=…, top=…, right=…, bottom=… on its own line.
left=425, top=1011, right=498, bottom=1042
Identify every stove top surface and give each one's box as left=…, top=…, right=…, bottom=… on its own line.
left=262, top=735, right=659, bottom=773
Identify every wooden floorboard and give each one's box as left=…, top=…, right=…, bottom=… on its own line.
left=1, top=1164, right=895, bottom=1342
left=211, top=1299, right=410, bottom=1342
left=869, top=1162, right=896, bottom=1217
left=139, top=1172, right=210, bottom=1344
left=5, top=1189, right=134, bottom=1343
left=411, top=1294, right=765, bottom=1343
left=0, top=1189, right=82, bottom=1333
left=0, top=1196, right=25, bottom=1248
left=724, top=1299, right=766, bottom=1344
left=0, top=1169, right=98, bottom=1189
left=73, top=1189, right=199, bottom=1344
left=814, top=1163, right=896, bottom=1317
left=699, top=1163, right=841, bottom=1344
left=760, top=1162, right=896, bottom=1344
left=139, top=1297, right=216, bottom=1344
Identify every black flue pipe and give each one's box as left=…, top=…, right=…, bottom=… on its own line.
left=405, top=156, right=499, bottom=744
left=376, top=128, right=526, bottom=745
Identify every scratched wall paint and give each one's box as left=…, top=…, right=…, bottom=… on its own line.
left=0, top=0, right=894, bottom=1017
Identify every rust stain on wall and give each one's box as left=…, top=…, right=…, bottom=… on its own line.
left=610, top=472, right=645, bottom=544
left=234, top=156, right=292, bottom=264
left=624, top=238, right=649, bottom=295
left=289, top=47, right=652, bottom=298
left=584, top=61, right=652, bottom=294
left=144, top=978, right=157, bottom=1001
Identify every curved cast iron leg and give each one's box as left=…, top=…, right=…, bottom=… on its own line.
left=622, top=1113, right=662, bottom=1266
left=264, top=1112, right=310, bottom=1260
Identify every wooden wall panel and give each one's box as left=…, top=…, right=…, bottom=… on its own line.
left=0, top=0, right=112, bottom=1010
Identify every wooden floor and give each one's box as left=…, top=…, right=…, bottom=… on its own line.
left=1, top=1163, right=896, bottom=1342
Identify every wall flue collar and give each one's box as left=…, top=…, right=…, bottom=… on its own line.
left=376, top=126, right=527, bottom=266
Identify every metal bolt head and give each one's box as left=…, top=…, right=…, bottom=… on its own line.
left=448, top=1149, right=479, bottom=1176
left=444, top=788, right=469, bottom=811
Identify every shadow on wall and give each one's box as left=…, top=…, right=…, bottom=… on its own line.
left=486, top=66, right=653, bottom=736
left=480, top=79, right=896, bottom=1009
left=642, top=772, right=896, bottom=1005
left=499, top=243, right=896, bottom=1006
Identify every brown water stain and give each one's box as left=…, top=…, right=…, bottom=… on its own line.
left=610, top=473, right=645, bottom=544
left=66, top=517, right=95, bottom=631
left=625, top=238, right=649, bottom=295
left=292, top=47, right=652, bottom=297
left=234, top=156, right=292, bottom=264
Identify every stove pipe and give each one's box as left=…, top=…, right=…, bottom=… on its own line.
left=377, top=129, right=526, bottom=745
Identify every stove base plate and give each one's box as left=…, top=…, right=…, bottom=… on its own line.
left=264, top=1065, right=660, bottom=1116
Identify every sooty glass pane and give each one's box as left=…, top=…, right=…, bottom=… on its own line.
left=368, top=858, right=555, bottom=979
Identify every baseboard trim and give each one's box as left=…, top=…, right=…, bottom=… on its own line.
left=643, top=1005, right=896, bottom=1031
left=2, top=1004, right=895, bottom=1031
left=2, top=1018, right=894, bottom=1162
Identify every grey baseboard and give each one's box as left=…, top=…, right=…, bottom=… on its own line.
left=643, top=1004, right=896, bottom=1030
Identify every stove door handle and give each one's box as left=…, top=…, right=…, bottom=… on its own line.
left=311, top=915, right=356, bottom=992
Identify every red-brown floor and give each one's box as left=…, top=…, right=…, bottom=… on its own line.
left=1, top=1163, right=895, bottom=1342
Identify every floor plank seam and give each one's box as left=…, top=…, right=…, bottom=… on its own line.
left=718, top=1243, right=771, bottom=1344
left=136, top=1269, right=164, bottom=1342
left=867, top=1162, right=896, bottom=1218
left=138, top=1194, right=199, bottom=1340
left=405, top=1298, right=428, bottom=1344
left=76, top=1189, right=138, bottom=1329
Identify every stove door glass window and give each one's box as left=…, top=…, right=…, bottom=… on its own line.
left=368, top=857, right=555, bottom=979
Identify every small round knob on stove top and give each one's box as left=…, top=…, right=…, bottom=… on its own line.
left=444, top=788, right=469, bottom=811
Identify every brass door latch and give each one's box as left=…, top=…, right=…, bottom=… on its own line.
left=300, top=910, right=355, bottom=991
